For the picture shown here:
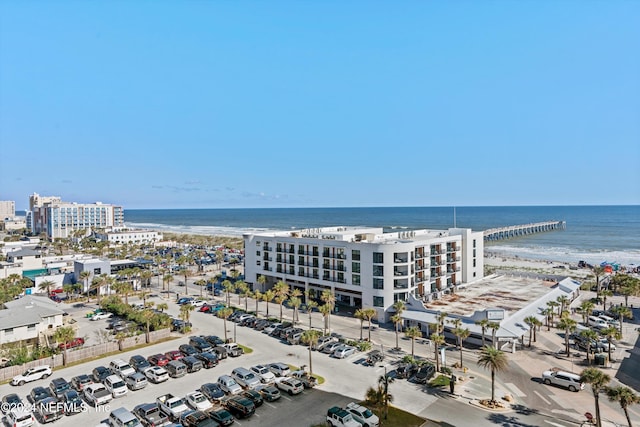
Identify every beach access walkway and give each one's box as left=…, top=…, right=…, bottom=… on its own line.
left=484, top=220, right=566, bottom=241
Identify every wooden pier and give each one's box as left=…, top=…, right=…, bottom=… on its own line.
left=483, top=220, right=566, bottom=241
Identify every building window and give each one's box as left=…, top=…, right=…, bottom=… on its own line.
left=373, top=265, right=384, bottom=276
left=256, top=241, right=261, bottom=246
left=5, top=328, right=13, bottom=335
left=473, top=239, right=476, bottom=248
left=93, top=268, right=101, bottom=274
left=373, top=278, right=384, bottom=289
left=256, top=251, right=260, bottom=256
left=373, top=252, right=384, bottom=263
left=352, top=262, right=360, bottom=273
left=473, top=272, right=476, bottom=277
left=352, top=250, right=360, bottom=261
left=27, top=324, right=36, bottom=331
left=473, top=259, right=476, bottom=267
left=373, top=297, right=384, bottom=307
left=473, top=249, right=476, bottom=257
left=352, top=274, right=360, bottom=286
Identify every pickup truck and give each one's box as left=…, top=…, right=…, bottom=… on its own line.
left=290, top=370, right=318, bottom=388
left=221, top=343, right=244, bottom=357
left=156, top=393, right=190, bottom=422
left=83, top=384, right=113, bottom=406
left=326, top=406, right=362, bottom=427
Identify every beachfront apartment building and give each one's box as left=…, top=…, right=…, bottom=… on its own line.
left=94, top=227, right=163, bottom=245
left=0, top=200, right=16, bottom=220
left=243, top=226, right=484, bottom=320
left=30, top=200, right=124, bottom=239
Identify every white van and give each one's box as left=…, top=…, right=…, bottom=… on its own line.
left=587, top=316, right=608, bottom=330
left=217, top=375, right=243, bottom=395
left=104, top=375, right=128, bottom=398
left=109, top=407, right=141, bottom=427
left=598, top=315, right=620, bottom=328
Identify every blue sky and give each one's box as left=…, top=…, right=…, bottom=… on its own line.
left=1, top=1, right=638, bottom=210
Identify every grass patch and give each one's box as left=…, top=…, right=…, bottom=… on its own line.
left=238, top=344, right=253, bottom=354
left=364, top=404, right=425, bottom=427
left=429, top=375, right=450, bottom=388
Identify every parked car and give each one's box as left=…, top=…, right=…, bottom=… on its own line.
left=92, top=366, right=111, bottom=383
left=91, top=312, right=113, bottom=321
left=6, top=408, right=35, bottom=427
left=255, top=385, right=281, bottom=402
left=166, top=360, right=188, bottom=378
left=223, top=396, right=255, bottom=419
left=542, top=370, right=584, bottom=392
left=208, top=408, right=235, bottom=426
left=179, top=344, right=199, bottom=357
left=109, top=359, right=136, bottom=378
left=125, top=372, right=148, bottom=391
left=30, top=386, right=53, bottom=403
left=346, top=402, right=380, bottom=427
left=410, top=365, right=436, bottom=384
left=333, top=345, right=357, bottom=359
left=276, top=378, right=304, bottom=395
left=290, top=370, right=318, bottom=388
left=60, top=389, right=85, bottom=415
left=326, top=406, right=361, bottom=427
left=2, top=393, right=23, bottom=408
left=177, top=297, right=194, bottom=305
left=231, top=367, right=261, bottom=389
left=147, top=353, right=170, bottom=367
left=250, top=365, right=276, bottom=384
left=200, top=383, right=225, bottom=402
left=194, top=352, right=218, bottom=369
left=218, top=375, right=243, bottom=395
left=322, top=341, right=344, bottom=354
left=129, top=355, right=151, bottom=372
left=34, top=396, right=64, bottom=423
left=165, top=350, right=184, bottom=361
left=185, top=391, right=213, bottom=412
left=188, top=336, right=213, bottom=353
left=83, top=383, right=113, bottom=406
left=142, top=366, right=169, bottom=383
left=71, top=374, right=94, bottom=391
left=179, top=410, right=218, bottom=427
left=49, top=378, right=71, bottom=399
left=241, top=389, right=264, bottom=407
left=133, top=403, right=169, bottom=427
left=104, top=375, right=128, bottom=398
left=202, top=335, right=225, bottom=346
left=268, top=362, right=291, bottom=377
left=182, top=356, right=203, bottom=373
left=11, top=365, right=52, bottom=386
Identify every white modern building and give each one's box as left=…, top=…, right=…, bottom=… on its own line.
left=30, top=200, right=124, bottom=239
left=0, top=200, right=16, bottom=220
left=94, top=227, right=163, bottom=245
left=243, top=226, right=484, bottom=320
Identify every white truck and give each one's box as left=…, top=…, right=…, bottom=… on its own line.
left=156, top=393, right=190, bottom=421
left=221, top=343, right=244, bottom=357
left=84, top=384, right=113, bottom=406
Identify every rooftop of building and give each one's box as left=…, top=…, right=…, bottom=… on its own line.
left=1, top=295, right=66, bottom=329
left=424, top=275, right=557, bottom=317
left=245, top=226, right=476, bottom=244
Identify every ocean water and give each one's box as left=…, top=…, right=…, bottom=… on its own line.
left=125, top=206, right=640, bottom=266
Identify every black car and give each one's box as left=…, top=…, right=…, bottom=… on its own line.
left=30, top=386, right=53, bottom=403
left=92, top=366, right=110, bottom=383
left=202, top=335, right=225, bottom=346
left=208, top=409, right=234, bottom=426
left=1, top=393, right=23, bottom=409
left=71, top=374, right=94, bottom=391
left=395, top=363, right=419, bottom=380
left=253, top=319, right=271, bottom=331
left=182, top=356, right=203, bottom=373
left=49, top=378, right=71, bottom=399
left=130, top=355, right=151, bottom=372
left=179, top=344, right=199, bottom=357
left=60, top=390, right=84, bottom=415
left=172, top=319, right=193, bottom=332
left=189, top=336, right=213, bottom=353
left=194, top=352, right=218, bottom=368
left=256, top=385, right=280, bottom=402
left=241, top=389, right=263, bottom=407
left=35, top=396, right=64, bottom=423
left=133, top=403, right=169, bottom=427
left=200, top=383, right=225, bottom=402
left=180, top=410, right=219, bottom=427
left=411, top=364, right=436, bottom=384
left=224, top=396, right=255, bottom=419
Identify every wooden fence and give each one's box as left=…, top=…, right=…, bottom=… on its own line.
left=0, top=328, right=172, bottom=382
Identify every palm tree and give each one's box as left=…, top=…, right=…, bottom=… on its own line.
left=378, top=371, right=394, bottom=420
left=140, top=309, right=154, bottom=343
left=581, top=367, right=611, bottom=427
left=487, top=322, right=500, bottom=347
left=541, top=308, right=553, bottom=331
left=579, top=300, right=595, bottom=324
left=477, top=345, right=509, bottom=405
left=257, top=275, right=267, bottom=292
left=140, top=270, right=154, bottom=289
left=580, top=329, right=599, bottom=365
left=217, top=307, right=233, bottom=341
left=53, top=326, right=76, bottom=366
left=236, top=281, right=250, bottom=311
left=392, top=300, right=406, bottom=317
left=301, top=329, right=321, bottom=377
left=605, top=385, right=640, bottom=427
left=253, top=290, right=263, bottom=317
left=601, top=290, right=613, bottom=310
left=431, top=333, right=445, bottom=373
left=115, top=331, right=128, bottom=351
left=524, top=316, right=537, bottom=347
left=354, top=309, right=366, bottom=340
left=319, top=304, right=332, bottom=335
left=273, top=281, right=290, bottom=323
left=306, top=300, right=318, bottom=329
left=163, top=274, right=174, bottom=295
left=289, top=288, right=303, bottom=323
left=453, top=327, right=470, bottom=368
left=592, top=265, right=606, bottom=299
left=79, top=271, right=91, bottom=295
left=320, top=289, right=336, bottom=332
left=557, top=314, right=577, bottom=356
left=436, top=311, right=448, bottom=333
left=546, top=301, right=560, bottom=326
left=620, top=279, right=640, bottom=307
left=475, top=318, right=489, bottom=347
left=601, top=326, right=621, bottom=363
left=38, top=279, right=57, bottom=295
left=556, top=295, right=569, bottom=314
left=222, top=280, right=235, bottom=306
left=363, top=308, right=377, bottom=342
left=391, top=314, right=403, bottom=350
left=156, top=302, right=168, bottom=313
left=611, top=305, right=632, bottom=338
left=262, top=289, right=274, bottom=318
left=179, top=303, right=195, bottom=332
left=405, top=326, right=422, bottom=358
left=194, top=279, right=207, bottom=298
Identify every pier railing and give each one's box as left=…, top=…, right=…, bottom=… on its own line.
left=483, top=221, right=565, bottom=241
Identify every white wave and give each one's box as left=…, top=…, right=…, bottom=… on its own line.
left=125, top=222, right=272, bottom=237
left=486, top=244, right=640, bottom=266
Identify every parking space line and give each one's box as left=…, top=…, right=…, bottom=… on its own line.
left=534, top=390, right=551, bottom=405
left=265, top=402, right=277, bottom=408
left=281, top=395, right=292, bottom=401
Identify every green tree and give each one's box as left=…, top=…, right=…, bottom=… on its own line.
left=320, top=289, right=336, bottom=332
left=541, top=307, right=553, bottom=331
left=301, top=329, right=321, bottom=377
left=524, top=316, right=537, bottom=347
left=580, top=329, right=599, bottom=365
left=79, top=271, right=91, bottom=295
left=610, top=305, right=632, bottom=338
left=273, top=281, right=290, bottom=323
left=431, top=333, right=445, bottom=373
left=253, top=290, right=263, bottom=317
left=405, top=326, right=422, bottom=358
left=194, top=279, right=207, bottom=298
left=391, top=314, right=403, bottom=350
left=163, top=274, right=174, bottom=295
left=217, top=307, right=233, bottom=341
left=475, top=318, right=489, bottom=347
left=487, top=321, right=500, bottom=347
left=580, top=367, right=611, bottom=427
left=222, top=280, right=235, bottom=306
left=557, top=314, right=577, bottom=356
left=236, top=281, right=250, bottom=311
left=179, top=303, right=194, bottom=332
left=579, top=300, right=595, bottom=325
left=306, top=300, right=318, bottom=329
left=114, top=331, right=128, bottom=351
left=477, top=346, right=509, bottom=404
left=363, top=308, right=377, bottom=342
left=289, top=288, right=303, bottom=323
left=592, top=266, right=606, bottom=299
left=378, top=371, right=394, bottom=420
left=319, top=304, right=331, bottom=335
left=601, top=290, right=613, bottom=310
left=257, top=274, right=267, bottom=292
left=140, top=309, right=154, bottom=343
left=38, top=279, right=57, bottom=295
left=262, top=289, right=274, bottom=318
left=453, top=327, right=470, bottom=368
left=605, top=385, right=640, bottom=427
left=156, top=302, right=168, bottom=312
left=436, top=311, right=448, bottom=333
left=601, top=326, right=621, bottom=363
left=53, top=326, right=76, bottom=366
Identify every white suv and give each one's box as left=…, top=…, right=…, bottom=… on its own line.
left=11, top=365, right=52, bottom=386
left=250, top=365, right=276, bottom=384
left=542, top=370, right=584, bottom=392
left=104, top=375, right=128, bottom=398
left=6, top=408, right=35, bottom=427
left=346, top=402, right=380, bottom=427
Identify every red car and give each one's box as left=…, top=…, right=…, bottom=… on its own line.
left=58, top=337, right=85, bottom=350
left=147, top=354, right=170, bottom=367
left=164, top=350, right=184, bottom=361
left=199, top=304, right=212, bottom=313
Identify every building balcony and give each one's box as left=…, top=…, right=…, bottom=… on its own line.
left=262, top=246, right=273, bottom=251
